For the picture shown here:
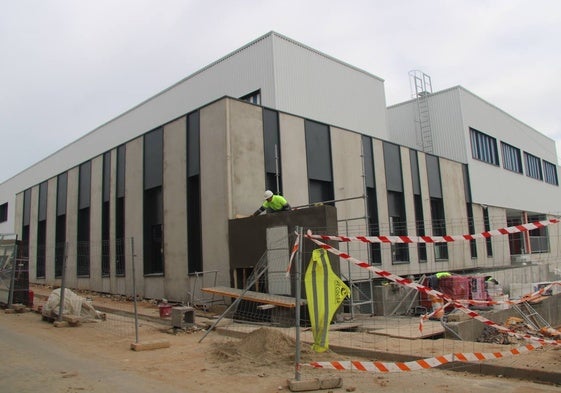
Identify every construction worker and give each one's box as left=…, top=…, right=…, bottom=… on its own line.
left=253, top=190, right=291, bottom=216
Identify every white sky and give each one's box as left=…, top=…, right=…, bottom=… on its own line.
left=1, top=0, right=560, bottom=183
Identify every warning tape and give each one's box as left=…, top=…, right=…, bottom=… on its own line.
left=306, top=218, right=560, bottom=244
left=305, top=232, right=561, bottom=347
left=305, top=343, right=542, bottom=373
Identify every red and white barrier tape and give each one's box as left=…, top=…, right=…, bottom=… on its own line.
left=307, top=218, right=560, bottom=244
left=305, top=232, right=561, bottom=347
left=305, top=343, right=541, bottom=373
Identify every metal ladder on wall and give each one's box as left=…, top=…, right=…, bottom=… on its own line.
left=512, top=301, right=551, bottom=331
left=409, top=70, right=434, bottom=153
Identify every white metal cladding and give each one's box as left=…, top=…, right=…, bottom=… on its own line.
left=271, top=34, right=388, bottom=139
left=458, top=88, right=561, bottom=214
left=387, top=87, right=466, bottom=163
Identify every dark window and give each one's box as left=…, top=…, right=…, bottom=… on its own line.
left=524, top=152, right=543, bottom=180
left=467, top=204, right=477, bottom=259
left=55, top=173, right=67, bottom=278
left=144, top=128, right=164, bottom=275
left=240, top=89, right=261, bottom=105
left=0, top=202, right=7, bottom=222
left=263, top=109, right=282, bottom=194
left=501, top=142, right=523, bottom=173
left=102, top=152, right=111, bottom=277
left=77, top=161, right=91, bottom=277
left=37, top=181, right=48, bottom=278
left=543, top=160, right=558, bottom=185
left=363, top=136, right=381, bottom=265
left=507, top=215, right=525, bottom=255
left=431, top=198, right=448, bottom=260
left=187, top=111, right=202, bottom=274
left=528, top=214, right=549, bottom=253
left=21, top=189, right=31, bottom=259
left=388, top=191, right=409, bottom=264
left=470, top=128, right=499, bottom=165
left=410, top=150, right=426, bottom=262
left=305, top=120, right=334, bottom=205
left=483, top=208, right=493, bottom=257
left=116, top=145, right=126, bottom=276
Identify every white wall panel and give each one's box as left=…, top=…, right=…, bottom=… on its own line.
left=272, top=34, right=387, bottom=139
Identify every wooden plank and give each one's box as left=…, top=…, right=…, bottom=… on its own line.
left=201, top=286, right=306, bottom=308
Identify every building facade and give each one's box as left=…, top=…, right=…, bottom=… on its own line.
left=2, top=32, right=560, bottom=301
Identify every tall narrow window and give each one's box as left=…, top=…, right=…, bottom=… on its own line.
left=543, top=160, right=558, bottom=185
left=144, top=128, right=164, bottom=275
left=410, top=150, right=426, bottom=262
left=470, top=128, right=499, bottom=165
left=36, top=181, right=48, bottom=278
left=426, top=155, right=447, bottom=260
left=362, top=136, right=381, bottom=264
left=21, top=188, right=31, bottom=259
left=187, top=111, right=202, bottom=274
left=77, top=161, right=91, bottom=277
left=0, top=203, right=7, bottom=223
left=101, top=152, right=111, bottom=276
left=528, top=214, right=549, bottom=253
left=384, top=142, right=408, bottom=263
left=263, top=109, right=282, bottom=194
left=55, top=172, right=67, bottom=277
left=501, top=142, right=523, bottom=174
left=463, top=164, right=476, bottom=259
left=524, top=152, right=543, bottom=180
left=305, top=120, right=334, bottom=205
left=483, top=208, right=493, bottom=257
left=115, top=145, right=126, bottom=276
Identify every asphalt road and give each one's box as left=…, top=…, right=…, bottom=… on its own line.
left=0, top=320, right=185, bottom=393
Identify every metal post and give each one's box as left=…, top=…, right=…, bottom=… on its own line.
left=131, top=237, right=139, bottom=344
left=294, top=226, right=303, bottom=381
left=58, top=242, right=68, bottom=322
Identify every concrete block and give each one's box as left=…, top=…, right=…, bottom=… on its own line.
left=130, top=339, right=171, bottom=351
left=171, top=306, right=195, bottom=328
left=319, top=376, right=343, bottom=389
left=287, top=378, right=320, bottom=392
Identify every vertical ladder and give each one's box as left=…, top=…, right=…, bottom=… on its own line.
left=409, top=70, right=434, bottom=153
left=512, top=301, right=550, bottom=331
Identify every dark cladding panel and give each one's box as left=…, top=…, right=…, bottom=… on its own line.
left=57, top=172, right=67, bottom=216
left=23, top=188, right=31, bottom=226
left=103, top=152, right=111, bottom=202
left=383, top=142, right=403, bottom=192
left=263, top=108, right=280, bottom=174
left=362, top=135, right=375, bottom=189
left=79, top=161, right=91, bottom=210
left=305, top=120, right=332, bottom=182
left=187, top=111, right=200, bottom=177
left=410, top=149, right=421, bottom=195
left=38, top=181, right=48, bottom=222
left=144, top=127, right=163, bottom=190
left=116, top=145, right=126, bottom=198
left=426, top=154, right=442, bottom=198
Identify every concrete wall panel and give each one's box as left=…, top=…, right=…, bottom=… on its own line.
left=123, top=138, right=143, bottom=297
left=279, top=113, right=308, bottom=208
left=163, top=116, right=188, bottom=300
left=66, top=167, right=78, bottom=288
left=89, top=155, right=103, bottom=291
left=200, top=99, right=230, bottom=286
left=45, top=177, right=57, bottom=281
left=228, top=99, right=265, bottom=218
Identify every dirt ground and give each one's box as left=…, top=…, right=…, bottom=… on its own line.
left=2, top=286, right=560, bottom=393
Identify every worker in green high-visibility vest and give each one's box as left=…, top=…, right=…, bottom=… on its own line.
left=252, top=190, right=291, bottom=216
left=436, top=272, right=452, bottom=279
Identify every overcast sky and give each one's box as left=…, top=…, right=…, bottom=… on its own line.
left=1, top=0, right=560, bottom=183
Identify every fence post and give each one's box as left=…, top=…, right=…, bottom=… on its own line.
left=294, top=226, right=303, bottom=381
left=131, top=237, right=139, bottom=344
left=57, top=242, right=68, bottom=322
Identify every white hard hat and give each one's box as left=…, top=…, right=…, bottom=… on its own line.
left=263, top=190, right=273, bottom=200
